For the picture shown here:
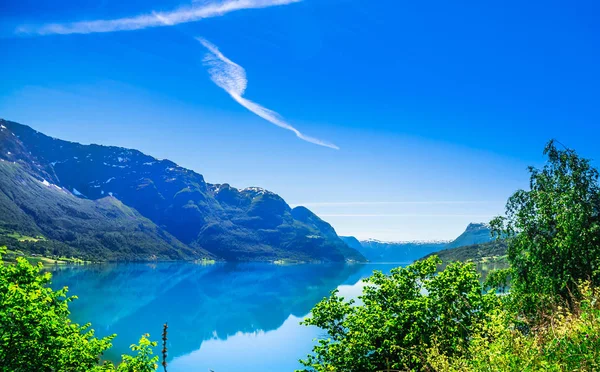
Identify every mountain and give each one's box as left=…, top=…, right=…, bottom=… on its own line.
left=340, top=237, right=449, bottom=263
left=446, top=223, right=493, bottom=249
left=0, top=119, right=365, bottom=262
left=0, top=162, right=204, bottom=261
left=341, top=223, right=494, bottom=263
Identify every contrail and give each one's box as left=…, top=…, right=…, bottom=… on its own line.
left=16, top=0, right=301, bottom=35
left=199, top=37, right=339, bottom=149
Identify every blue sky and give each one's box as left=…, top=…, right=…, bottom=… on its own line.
left=1, top=0, right=599, bottom=240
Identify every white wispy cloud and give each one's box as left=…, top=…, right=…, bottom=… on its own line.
left=198, top=37, right=339, bottom=149
left=16, top=0, right=301, bottom=35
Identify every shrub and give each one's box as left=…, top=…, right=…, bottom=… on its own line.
left=427, top=282, right=600, bottom=371
left=0, top=249, right=114, bottom=371
left=491, top=140, right=600, bottom=315
left=298, top=256, right=498, bottom=371
left=0, top=247, right=160, bottom=371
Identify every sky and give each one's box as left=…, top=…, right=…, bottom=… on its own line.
left=1, top=0, right=599, bottom=241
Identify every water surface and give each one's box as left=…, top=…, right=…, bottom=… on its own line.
left=49, top=262, right=401, bottom=371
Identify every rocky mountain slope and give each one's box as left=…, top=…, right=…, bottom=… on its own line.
left=341, top=223, right=493, bottom=263
left=0, top=119, right=365, bottom=262
left=445, top=223, right=493, bottom=249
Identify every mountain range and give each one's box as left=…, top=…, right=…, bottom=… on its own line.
left=341, top=223, right=493, bottom=263
left=0, top=119, right=365, bottom=262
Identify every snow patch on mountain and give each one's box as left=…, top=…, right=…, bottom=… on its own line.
left=72, top=188, right=85, bottom=197
left=242, top=187, right=273, bottom=195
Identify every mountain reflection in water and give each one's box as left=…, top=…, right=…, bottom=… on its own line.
left=49, top=262, right=400, bottom=371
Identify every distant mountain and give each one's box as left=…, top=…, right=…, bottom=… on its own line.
left=0, top=119, right=365, bottom=262
left=340, top=237, right=449, bottom=263
left=446, top=223, right=493, bottom=249
left=342, top=222, right=494, bottom=263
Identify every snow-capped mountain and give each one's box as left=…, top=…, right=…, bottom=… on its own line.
left=341, top=223, right=493, bottom=263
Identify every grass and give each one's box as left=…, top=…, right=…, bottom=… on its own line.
left=273, top=259, right=305, bottom=265
left=5, top=232, right=46, bottom=243
left=2, top=249, right=91, bottom=265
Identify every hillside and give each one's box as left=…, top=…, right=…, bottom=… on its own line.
left=0, top=119, right=365, bottom=262
left=0, top=161, right=208, bottom=261
left=422, top=240, right=508, bottom=263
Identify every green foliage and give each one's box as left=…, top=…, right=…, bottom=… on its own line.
left=0, top=246, right=159, bottom=371
left=427, top=282, right=600, bottom=371
left=0, top=247, right=114, bottom=371
left=111, top=335, right=159, bottom=372
left=298, top=256, right=497, bottom=371
left=302, top=141, right=600, bottom=371
left=491, top=140, right=600, bottom=313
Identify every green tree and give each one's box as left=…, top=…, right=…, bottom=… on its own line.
left=109, top=334, right=159, bottom=372
left=298, top=256, right=497, bottom=371
left=0, top=250, right=114, bottom=371
left=491, top=140, right=600, bottom=312
left=0, top=247, right=160, bottom=371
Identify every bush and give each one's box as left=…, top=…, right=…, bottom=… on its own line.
left=301, top=141, right=600, bottom=371
left=0, top=247, right=159, bottom=371
left=0, top=251, right=113, bottom=371
left=298, top=256, right=498, bottom=371
left=491, top=140, right=600, bottom=315
left=427, top=282, right=600, bottom=371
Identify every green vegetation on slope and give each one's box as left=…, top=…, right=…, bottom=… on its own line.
left=0, top=161, right=209, bottom=262
left=421, top=240, right=509, bottom=282
left=299, top=140, right=600, bottom=371
left=423, top=240, right=507, bottom=263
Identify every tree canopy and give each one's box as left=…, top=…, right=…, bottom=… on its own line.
left=0, top=248, right=159, bottom=372
left=300, top=140, right=600, bottom=371
left=299, top=257, right=497, bottom=371
left=491, top=140, right=600, bottom=312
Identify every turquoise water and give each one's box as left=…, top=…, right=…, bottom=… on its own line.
left=48, top=262, right=401, bottom=371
